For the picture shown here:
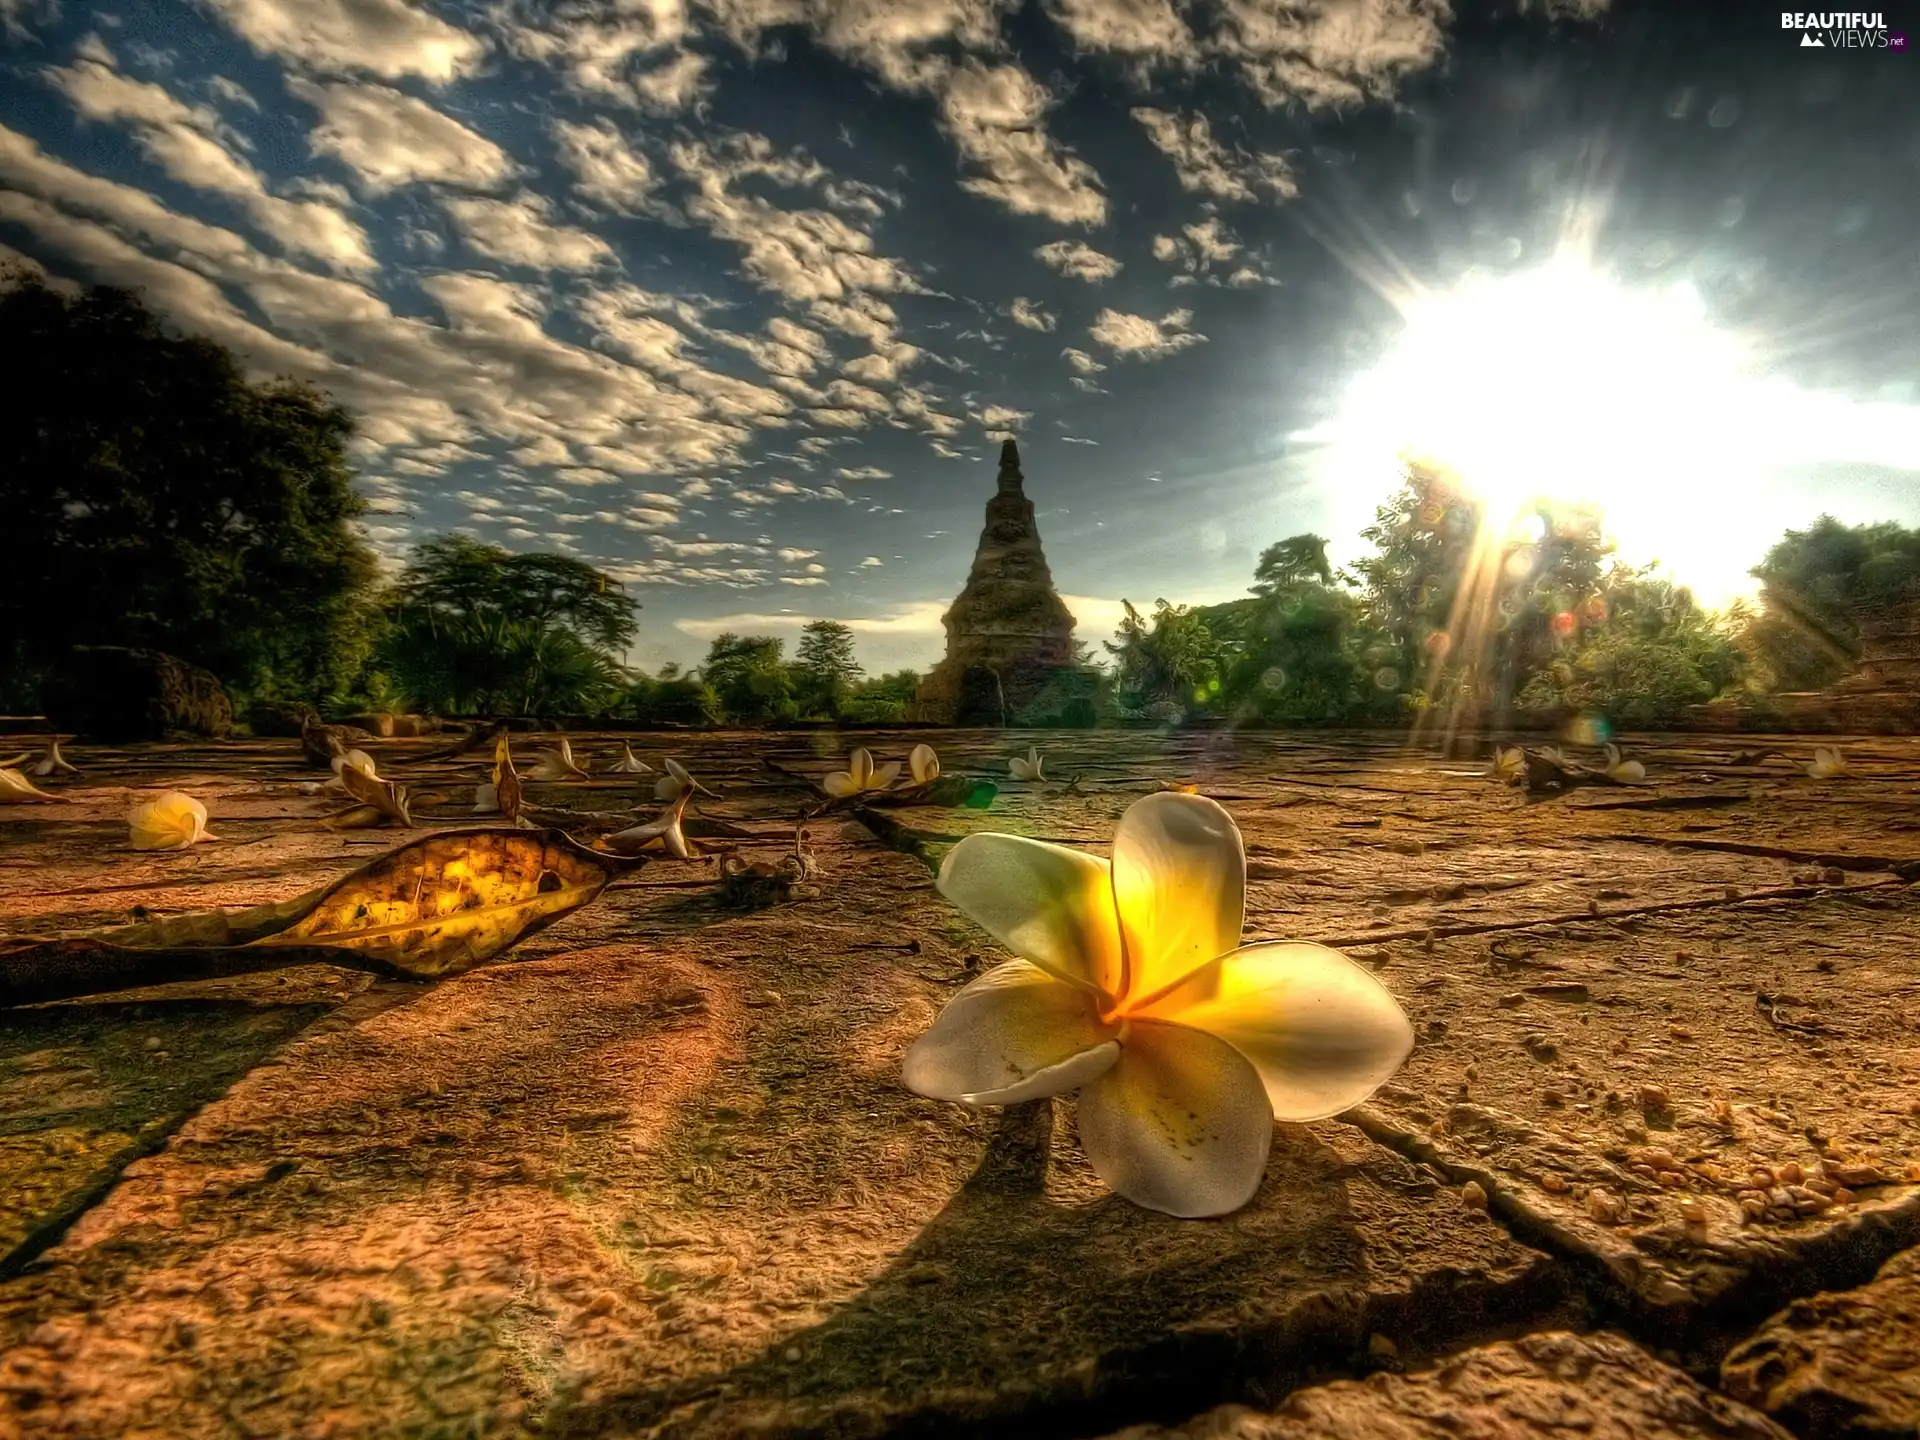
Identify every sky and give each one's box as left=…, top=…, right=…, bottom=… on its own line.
left=2, top=0, right=1916, bottom=676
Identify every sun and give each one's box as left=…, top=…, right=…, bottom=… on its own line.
left=1305, top=258, right=1920, bottom=607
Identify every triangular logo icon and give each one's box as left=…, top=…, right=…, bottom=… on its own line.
left=1800, top=31, right=1824, bottom=45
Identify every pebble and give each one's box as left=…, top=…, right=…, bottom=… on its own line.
left=1586, top=1187, right=1625, bottom=1225
left=1460, top=1181, right=1488, bottom=1210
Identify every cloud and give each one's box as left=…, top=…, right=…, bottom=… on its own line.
left=935, top=60, right=1108, bottom=225
left=836, top=465, right=893, bottom=480
left=495, top=1, right=712, bottom=112
left=200, top=0, right=485, bottom=82
left=1206, top=0, right=1450, bottom=110
left=1042, top=0, right=1197, bottom=62
left=671, top=133, right=921, bottom=309
left=859, top=555, right=884, bottom=566
left=978, top=402, right=1030, bottom=435
left=551, top=117, right=664, bottom=216
left=293, top=78, right=518, bottom=194
left=1035, top=238, right=1122, bottom=282
left=442, top=192, right=614, bottom=270
left=1089, top=306, right=1207, bottom=359
left=46, top=55, right=373, bottom=270
left=1008, top=295, right=1056, bottom=331
left=1061, top=345, right=1107, bottom=374
left=1131, top=106, right=1298, bottom=202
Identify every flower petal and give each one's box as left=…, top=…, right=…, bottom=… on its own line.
left=937, top=834, right=1125, bottom=997
left=129, top=792, right=210, bottom=851
left=1136, top=941, right=1415, bottom=1121
left=871, top=761, right=901, bottom=790
left=822, top=771, right=858, bottom=797
left=1111, top=793, right=1245, bottom=1005
left=910, top=744, right=938, bottom=784
left=1075, top=1020, right=1272, bottom=1217
left=902, top=960, right=1119, bottom=1104
left=850, top=747, right=873, bottom=786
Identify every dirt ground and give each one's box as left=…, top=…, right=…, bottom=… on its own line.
left=1, top=726, right=1916, bottom=1440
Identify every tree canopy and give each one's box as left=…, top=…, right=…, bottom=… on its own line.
left=0, top=270, right=377, bottom=708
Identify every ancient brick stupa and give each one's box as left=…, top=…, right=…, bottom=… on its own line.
left=913, top=439, right=1077, bottom=725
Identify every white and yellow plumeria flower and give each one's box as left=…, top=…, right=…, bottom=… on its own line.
left=322, top=749, right=378, bottom=793
left=904, top=793, right=1414, bottom=1218
left=607, top=791, right=693, bottom=859
left=653, top=757, right=714, bottom=802
left=824, top=746, right=900, bottom=798
left=1807, top=745, right=1848, bottom=780
left=1602, top=744, right=1646, bottom=783
left=1009, top=745, right=1045, bottom=782
left=1487, top=746, right=1526, bottom=783
left=129, top=791, right=214, bottom=851
left=0, top=766, right=56, bottom=802
left=608, top=742, right=653, bottom=775
left=909, top=743, right=940, bottom=786
left=32, top=737, right=80, bottom=778
left=526, top=737, right=590, bottom=782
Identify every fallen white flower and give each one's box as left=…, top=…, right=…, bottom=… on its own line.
left=606, top=791, right=693, bottom=859
left=473, top=782, right=500, bottom=815
left=32, top=737, right=80, bottom=778
left=1807, top=745, right=1848, bottom=780
left=1602, top=744, right=1646, bottom=783
left=0, top=767, right=55, bottom=803
left=322, top=749, right=378, bottom=793
left=1488, top=746, right=1526, bottom=783
left=129, top=791, right=215, bottom=851
left=904, top=793, right=1414, bottom=1217
left=909, top=743, right=940, bottom=786
left=526, top=737, right=590, bottom=782
left=823, top=746, right=900, bottom=798
left=1009, top=745, right=1044, bottom=781
left=608, top=742, right=653, bottom=775
left=654, top=757, right=714, bottom=802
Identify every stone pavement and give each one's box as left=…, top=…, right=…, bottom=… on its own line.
left=0, top=728, right=1916, bottom=1438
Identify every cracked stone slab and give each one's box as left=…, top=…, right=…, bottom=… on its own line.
left=1347, top=885, right=1920, bottom=1334
left=1721, top=1244, right=1920, bottom=1438
left=1104, top=1330, right=1796, bottom=1439
left=0, top=845, right=1562, bottom=1438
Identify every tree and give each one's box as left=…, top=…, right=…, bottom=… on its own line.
left=1252, top=534, right=1334, bottom=594
left=1742, top=516, right=1920, bottom=689
left=792, top=620, right=864, bottom=717
left=843, top=669, right=923, bottom=723
left=699, top=633, right=794, bottom=723
left=1350, top=463, right=1612, bottom=723
left=1106, top=600, right=1221, bottom=711
left=0, top=270, right=378, bottom=708
left=376, top=535, right=638, bottom=715
left=388, top=534, right=638, bottom=652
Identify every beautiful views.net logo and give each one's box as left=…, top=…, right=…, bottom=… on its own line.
left=1780, top=11, right=1906, bottom=47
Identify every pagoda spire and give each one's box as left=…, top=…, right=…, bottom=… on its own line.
left=996, top=437, right=1023, bottom=494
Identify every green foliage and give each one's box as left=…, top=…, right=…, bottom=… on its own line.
left=1517, top=569, right=1746, bottom=725
left=841, top=669, right=922, bottom=724
left=1741, top=516, right=1920, bottom=689
left=388, top=533, right=637, bottom=652
left=1350, top=465, right=1613, bottom=719
left=0, top=271, right=378, bottom=710
left=1106, top=600, right=1222, bottom=711
left=626, top=672, right=722, bottom=726
left=376, top=534, right=637, bottom=715
left=379, top=609, right=627, bottom=716
left=792, top=620, right=864, bottom=718
left=1251, top=534, right=1334, bottom=594
left=699, top=633, right=796, bottom=723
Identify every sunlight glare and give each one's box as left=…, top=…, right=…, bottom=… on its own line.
left=1308, top=260, right=1920, bottom=604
